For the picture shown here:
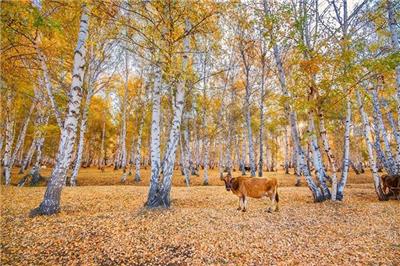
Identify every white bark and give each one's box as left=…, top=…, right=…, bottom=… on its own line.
left=9, top=102, right=35, bottom=170
left=19, top=139, right=36, bottom=174
left=370, top=87, right=397, bottom=175
left=2, top=90, right=15, bottom=185
left=134, top=116, right=144, bottom=182
left=203, top=140, right=210, bottom=185
left=356, top=90, right=386, bottom=201
left=240, top=46, right=256, bottom=177
left=381, top=99, right=400, bottom=166
left=147, top=19, right=191, bottom=208
left=263, top=0, right=323, bottom=201
left=70, top=89, right=93, bottom=186
left=387, top=0, right=400, bottom=129
left=32, top=5, right=90, bottom=216
left=146, top=63, right=162, bottom=205
left=308, top=113, right=328, bottom=188
left=120, top=48, right=129, bottom=172
left=318, top=109, right=338, bottom=200
left=284, top=126, right=289, bottom=174
left=99, top=115, right=106, bottom=171
left=337, top=98, right=352, bottom=200
left=35, top=48, right=63, bottom=129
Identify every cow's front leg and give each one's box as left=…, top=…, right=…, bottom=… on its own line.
left=237, top=197, right=243, bottom=211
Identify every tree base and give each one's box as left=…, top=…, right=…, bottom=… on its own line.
left=29, top=203, right=60, bottom=217
left=145, top=191, right=171, bottom=209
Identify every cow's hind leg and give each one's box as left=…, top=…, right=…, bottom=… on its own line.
left=242, top=196, right=247, bottom=212
left=267, top=188, right=278, bottom=213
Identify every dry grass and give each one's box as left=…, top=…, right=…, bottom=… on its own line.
left=11, top=167, right=375, bottom=187
left=1, top=169, right=399, bottom=265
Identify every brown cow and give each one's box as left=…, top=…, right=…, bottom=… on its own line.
left=222, top=174, right=279, bottom=212
left=381, top=174, right=400, bottom=199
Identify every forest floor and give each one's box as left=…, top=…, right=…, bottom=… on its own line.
left=1, top=169, right=399, bottom=265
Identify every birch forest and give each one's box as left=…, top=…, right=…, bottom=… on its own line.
left=1, top=0, right=399, bottom=265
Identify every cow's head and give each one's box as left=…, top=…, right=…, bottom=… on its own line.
left=222, top=173, right=233, bottom=191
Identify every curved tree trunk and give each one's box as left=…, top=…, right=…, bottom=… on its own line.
left=30, top=5, right=90, bottom=216
left=10, top=102, right=35, bottom=170
left=70, top=90, right=93, bottom=186
left=356, top=90, right=387, bottom=201
left=146, top=19, right=191, bottom=208
left=2, top=89, right=15, bottom=185
left=318, top=109, right=338, bottom=200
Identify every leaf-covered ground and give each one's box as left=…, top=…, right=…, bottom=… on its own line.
left=1, top=170, right=399, bottom=265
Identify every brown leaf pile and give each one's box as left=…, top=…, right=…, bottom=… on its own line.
left=1, top=171, right=399, bottom=265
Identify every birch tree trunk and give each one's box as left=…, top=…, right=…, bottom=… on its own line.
left=241, top=138, right=246, bottom=175
left=240, top=48, right=256, bottom=177
left=258, top=51, right=266, bottom=177
left=134, top=116, right=144, bottom=182
left=19, top=139, right=36, bottom=174
left=370, top=87, right=397, bottom=175
left=70, top=90, right=93, bottom=186
left=120, top=48, right=129, bottom=175
left=264, top=0, right=323, bottom=201
left=387, top=0, right=400, bottom=129
left=356, top=90, right=387, bottom=201
left=99, top=115, right=106, bottom=172
left=30, top=6, right=90, bottom=216
left=337, top=98, right=352, bottom=200
left=182, top=123, right=191, bottom=186
left=318, top=109, right=338, bottom=200
left=2, top=90, right=15, bottom=185
left=35, top=48, right=63, bottom=129
left=381, top=99, right=400, bottom=166
left=284, top=126, right=290, bottom=174
left=203, top=140, right=210, bottom=185
left=146, top=64, right=162, bottom=206
left=9, top=102, right=35, bottom=170
left=30, top=115, right=49, bottom=185
left=146, top=19, right=191, bottom=208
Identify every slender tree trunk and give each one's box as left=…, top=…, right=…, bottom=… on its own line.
left=146, top=64, right=162, bottom=206
left=370, top=87, right=397, bottom=175
left=2, top=90, right=15, bottom=185
left=134, top=116, right=144, bottom=182
left=387, top=0, right=400, bottom=129
left=35, top=51, right=63, bottom=129
left=264, top=0, right=322, bottom=201
left=318, top=109, right=338, bottom=200
left=337, top=98, right=352, bottom=200
left=19, top=139, right=36, bottom=174
left=182, top=124, right=191, bottom=186
left=258, top=50, right=266, bottom=177
left=203, top=139, right=210, bottom=185
left=356, top=90, right=387, bottom=201
left=284, top=126, right=290, bottom=174
left=99, top=115, right=106, bottom=172
left=242, top=60, right=256, bottom=177
left=30, top=6, right=90, bottom=216
left=265, top=131, right=271, bottom=171
left=381, top=99, right=400, bottom=166
left=120, top=49, right=129, bottom=174
left=146, top=19, right=191, bottom=208
left=9, top=102, right=35, bottom=171
left=70, top=90, right=93, bottom=186
left=241, top=138, right=246, bottom=175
